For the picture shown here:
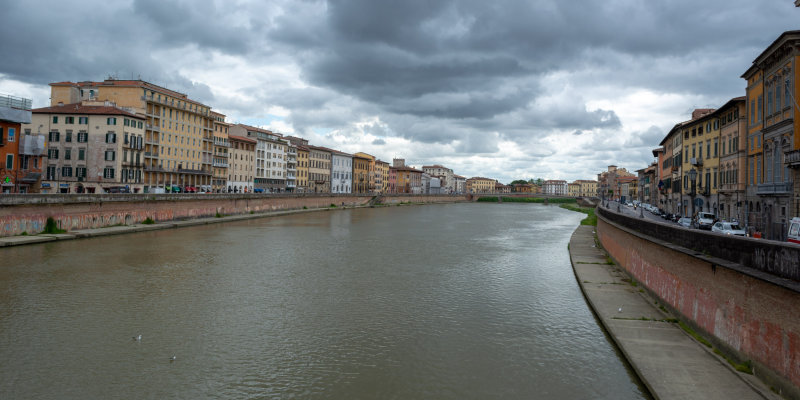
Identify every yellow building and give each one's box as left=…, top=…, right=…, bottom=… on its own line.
left=50, top=79, right=214, bottom=193
left=354, top=152, right=375, bottom=192
left=210, top=111, right=230, bottom=193
left=679, top=109, right=719, bottom=215
left=352, top=153, right=371, bottom=193
left=375, top=159, right=389, bottom=193
left=575, top=180, right=598, bottom=197
left=742, top=30, right=800, bottom=236
left=568, top=182, right=581, bottom=197
left=296, top=145, right=309, bottom=192
left=466, top=176, right=495, bottom=193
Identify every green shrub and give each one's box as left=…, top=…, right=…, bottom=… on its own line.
left=476, top=197, right=499, bottom=202
left=303, top=206, right=308, bottom=209
left=215, top=212, right=223, bottom=218
left=330, top=204, right=337, bottom=208
left=142, top=217, right=155, bottom=225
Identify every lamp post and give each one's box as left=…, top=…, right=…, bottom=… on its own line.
left=639, top=180, right=644, bottom=218
left=688, top=168, right=697, bottom=219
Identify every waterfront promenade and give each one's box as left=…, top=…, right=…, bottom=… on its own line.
left=569, top=224, right=781, bottom=400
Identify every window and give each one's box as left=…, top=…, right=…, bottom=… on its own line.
left=756, top=157, right=761, bottom=184
left=105, top=150, right=116, bottom=161
left=767, top=89, right=773, bottom=115
left=103, top=167, right=115, bottom=179
left=776, top=81, right=782, bottom=110
left=7, top=127, right=14, bottom=142
left=49, top=131, right=60, bottom=142
left=46, top=165, right=56, bottom=180
left=757, top=95, right=762, bottom=121
left=78, top=148, right=85, bottom=161
left=65, top=116, right=75, bottom=124
left=52, top=116, right=58, bottom=123
left=0, top=127, right=3, bottom=145
left=77, top=131, right=88, bottom=143
left=76, top=167, right=86, bottom=178
left=750, top=100, right=755, bottom=124
left=61, top=166, right=72, bottom=177
left=749, top=158, right=754, bottom=185
left=106, top=132, right=117, bottom=143
left=5, top=154, right=12, bottom=169
left=107, top=117, right=117, bottom=125
left=706, top=141, right=710, bottom=159
left=79, top=116, right=88, bottom=124
left=64, top=148, right=71, bottom=160
left=65, top=131, right=72, bottom=142
left=48, top=149, right=59, bottom=159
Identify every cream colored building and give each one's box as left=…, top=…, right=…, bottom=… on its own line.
left=50, top=79, right=214, bottom=193
left=575, top=179, right=598, bottom=197
left=308, top=145, right=331, bottom=193
left=375, top=159, right=389, bottom=193
left=568, top=182, right=581, bottom=197
left=28, top=101, right=145, bottom=193
left=466, top=176, right=495, bottom=193
left=210, top=111, right=230, bottom=193
left=228, top=135, right=256, bottom=193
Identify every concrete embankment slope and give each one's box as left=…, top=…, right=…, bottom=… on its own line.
left=569, top=225, right=780, bottom=400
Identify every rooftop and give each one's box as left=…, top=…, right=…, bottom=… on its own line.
left=32, top=102, right=142, bottom=118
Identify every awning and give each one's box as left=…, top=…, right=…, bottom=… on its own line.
left=19, top=172, right=41, bottom=183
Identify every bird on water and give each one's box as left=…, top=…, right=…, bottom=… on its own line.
left=133, top=335, right=142, bottom=341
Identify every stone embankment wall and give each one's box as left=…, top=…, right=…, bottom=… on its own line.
left=0, top=193, right=467, bottom=237
left=596, top=207, right=800, bottom=398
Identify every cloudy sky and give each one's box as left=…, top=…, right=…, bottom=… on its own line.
left=1, top=0, right=798, bottom=182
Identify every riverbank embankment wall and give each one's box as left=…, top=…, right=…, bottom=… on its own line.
left=596, top=206, right=800, bottom=399
left=0, top=194, right=467, bottom=237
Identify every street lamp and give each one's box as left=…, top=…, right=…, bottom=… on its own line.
left=688, top=168, right=697, bottom=219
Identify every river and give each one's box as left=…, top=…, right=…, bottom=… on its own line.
left=0, top=203, right=648, bottom=399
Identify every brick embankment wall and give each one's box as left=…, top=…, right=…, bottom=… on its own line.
left=596, top=207, right=800, bottom=398
left=0, top=194, right=468, bottom=237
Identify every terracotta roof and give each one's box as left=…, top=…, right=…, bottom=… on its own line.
left=229, top=135, right=257, bottom=144
left=391, top=166, right=424, bottom=173
left=32, top=102, right=142, bottom=118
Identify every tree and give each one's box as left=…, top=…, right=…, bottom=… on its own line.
left=509, top=179, right=528, bottom=185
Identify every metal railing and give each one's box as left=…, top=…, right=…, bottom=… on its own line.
left=0, top=94, right=32, bottom=110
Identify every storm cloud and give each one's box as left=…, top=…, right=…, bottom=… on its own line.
left=1, top=0, right=797, bottom=182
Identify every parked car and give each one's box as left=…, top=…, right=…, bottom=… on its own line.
left=693, top=212, right=716, bottom=230
left=788, top=217, right=800, bottom=244
left=677, top=217, right=692, bottom=228
left=711, top=221, right=746, bottom=236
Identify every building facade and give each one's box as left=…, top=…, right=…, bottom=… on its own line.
left=331, top=151, right=352, bottom=194
left=466, top=176, right=495, bottom=193
left=717, top=97, right=747, bottom=222
left=50, top=79, right=214, bottom=193
left=0, top=94, right=35, bottom=193
left=422, top=164, right=455, bottom=193
left=211, top=111, right=230, bottom=193
left=308, top=146, right=331, bottom=193
left=353, top=153, right=371, bottom=194
left=227, top=135, right=256, bottom=193
left=742, top=30, right=799, bottom=240
left=543, top=179, right=568, bottom=196
left=30, top=102, right=145, bottom=193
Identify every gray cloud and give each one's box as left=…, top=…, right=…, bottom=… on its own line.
left=2, top=0, right=798, bottom=182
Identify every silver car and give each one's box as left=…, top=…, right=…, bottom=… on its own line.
left=711, top=221, right=746, bottom=236
left=677, top=217, right=692, bottom=228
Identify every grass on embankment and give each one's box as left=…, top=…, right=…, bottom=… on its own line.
left=559, top=204, right=597, bottom=226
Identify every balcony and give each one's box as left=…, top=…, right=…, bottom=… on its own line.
left=787, top=149, right=800, bottom=168
left=145, top=123, right=160, bottom=132
left=144, top=151, right=156, bottom=159
left=756, top=181, right=793, bottom=195
left=690, top=157, right=703, bottom=167
left=213, top=161, right=229, bottom=168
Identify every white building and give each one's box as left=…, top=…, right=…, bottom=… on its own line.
left=543, top=179, right=568, bottom=195
left=454, top=175, right=466, bottom=194
left=330, top=151, right=352, bottom=193
left=422, top=164, right=455, bottom=193
left=285, top=140, right=297, bottom=192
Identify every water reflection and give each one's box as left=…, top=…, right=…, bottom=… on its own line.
left=0, top=203, right=647, bottom=399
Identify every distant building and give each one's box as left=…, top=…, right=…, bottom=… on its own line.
left=228, top=135, right=256, bottom=193
left=210, top=111, right=230, bottom=193
left=466, top=177, right=494, bottom=193
left=422, top=164, right=455, bottom=193
left=308, top=146, right=331, bottom=193
left=353, top=153, right=371, bottom=194
left=542, top=179, right=567, bottom=196
left=331, top=150, right=352, bottom=194
left=453, top=175, right=466, bottom=193
left=375, top=159, right=389, bottom=193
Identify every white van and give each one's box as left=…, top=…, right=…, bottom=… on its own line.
left=789, top=217, right=800, bottom=244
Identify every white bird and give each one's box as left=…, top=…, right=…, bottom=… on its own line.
left=618, top=307, right=623, bottom=313
left=169, top=355, right=177, bottom=362
left=133, top=335, right=142, bottom=341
